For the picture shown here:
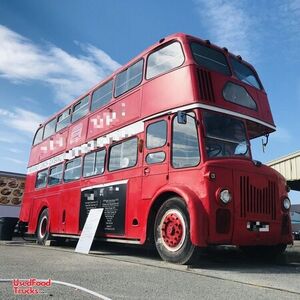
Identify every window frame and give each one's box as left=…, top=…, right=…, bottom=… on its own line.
left=72, top=95, right=90, bottom=123
left=146, top=151, right=166, bottom=165
left=114, top=59, right=144, bottom=98
left=56, top=108, right=71, bottom=132
left=35, top=169, right=48, bottom=189
left=43, top=118, right=57, bottom=140
left=108, top=137, right=138, bottom=172
left=91, top=79, right=114, bottom=112
left=190, top=42, right=231, bottom=76
left=146, top=120, right=168, bottom=150
left=171, top=112, right=201, bottom=169
left=146, top=41, right=185, bottom=80
left=63, top=157, right=82, bottom=183
left=48, top=163, right=64, bottom=186
left=33, top=126, right=44, bottom=146
left=83, top=148, right=106, bottom=178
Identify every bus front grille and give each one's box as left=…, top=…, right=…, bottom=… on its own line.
left=240, top=176, right=276, bottom=220
left=197, top=69, right=215, bottom=102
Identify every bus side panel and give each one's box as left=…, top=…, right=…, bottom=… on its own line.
left=87, top=89, right=142, bottom=141
left=28, top=130, right=68, bottom=167
left=142, top=66, right=196, bottom=117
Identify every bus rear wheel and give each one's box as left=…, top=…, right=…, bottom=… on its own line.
left=154, top=197, right=199, bottom=264
left=37, top=209, right=50, bottom=245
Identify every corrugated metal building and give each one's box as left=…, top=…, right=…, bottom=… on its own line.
left=268, top=151, right=300, bottom=232
left=267, top=150, right=300, bottom=191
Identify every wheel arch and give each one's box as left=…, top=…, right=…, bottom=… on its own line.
left=144, top=185, right=208, bottom=247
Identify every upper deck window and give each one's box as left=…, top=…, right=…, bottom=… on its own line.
left=223, top=82, right=257, bottom=110
left=33, top=127, right=43, bottom=145
left=146, top=42, right=184, bottom=79
left=56, top=109, right=71, bottom=132
left=190, top=42, right=230, bottom=75
left=115, top=60, right=143, bottom=97
left=72, top=96, right=89, bottom=123
left=230, top=57, right=262, bottom=89
left=43, top=119, right=56, bottom=140
left=91, top=80, right=113, bottom=112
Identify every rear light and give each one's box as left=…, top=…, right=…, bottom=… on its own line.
left=216, top=209, right=231, bottom=234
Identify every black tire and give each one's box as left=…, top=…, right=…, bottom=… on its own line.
left=36, top=209, right=50, bottom=245
left=154, top=197, right=199, bottom=264
left=240, top=244, right=287, bottom=260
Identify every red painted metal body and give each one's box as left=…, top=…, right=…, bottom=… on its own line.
left=19, top=33, right=292, bottom=248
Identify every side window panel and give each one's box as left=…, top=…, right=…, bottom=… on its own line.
left=146, top=42, right=184, bottom=79
left=91, top=80, right=113, bottom=112
left=172, top=113, right=200, bottom=168
left=83, top=149, right=106, bottom=177
left=44, top=119, right=56, bottom=139
left=64, top=158, right=81, bottom=182
left=72, top=96, right=89, bottom=122
left=190, top=42, right=230, bottom=75
left=146, top=120, right=167, bottom=149
left=109, top=138, right=138, bottom=171
left=48, top=164, right=63, bottom=186
left=146, top=151, right=166, bottom=164
left=56, top=109, right=71, bottom=132
left=33, top=127, right=44, bottom=145
left=115, top=60, right=143, bottom=97
left=35, top=169, right=48, bottom=189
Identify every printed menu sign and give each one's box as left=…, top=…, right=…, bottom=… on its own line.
left=80, top=183, right=126, bottom=235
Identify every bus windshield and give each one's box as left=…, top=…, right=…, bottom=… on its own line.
left=203, top=111, right=250, bottom=158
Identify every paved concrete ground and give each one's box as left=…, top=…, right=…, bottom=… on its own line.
left=0, top=240, right=299, bottom=299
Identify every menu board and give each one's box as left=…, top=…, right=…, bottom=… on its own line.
left=79, top=183, right=126, bottom=235
left=0, top=176, right=25, bottom=206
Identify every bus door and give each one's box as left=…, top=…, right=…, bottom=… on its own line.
left=142, top=117, right=170, bottom=200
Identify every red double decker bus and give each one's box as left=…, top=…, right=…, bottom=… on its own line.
left=19, top=33, right=292, bottom=264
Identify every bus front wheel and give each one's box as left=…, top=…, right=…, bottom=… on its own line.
left=154, top=197, right=199, bottom=264
left=36, top=209, right=50, bottom=245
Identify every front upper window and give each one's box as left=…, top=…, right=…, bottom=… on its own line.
left=146, top=42, right=184, bottom=79
left=230, top=57, right=262, bottom=90
left=203, top=111, right=250, bottom=158
left=190, top=42, right=231, bottom=76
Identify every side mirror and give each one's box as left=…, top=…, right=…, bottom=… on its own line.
left=177, top=111, right=187, bottom=124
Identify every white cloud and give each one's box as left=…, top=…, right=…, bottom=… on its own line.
left=0, top=25, right=121, bottom=104
left=0, top=107, right=45, bottom=134
left=193, top=0, right=254, bottom=61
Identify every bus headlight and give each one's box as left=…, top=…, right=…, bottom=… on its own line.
left=283, top=197, right=291, bottom=211
left=219, top=189, right=232, bottom=204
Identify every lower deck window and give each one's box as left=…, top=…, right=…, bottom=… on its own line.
left=109, top=138, right=138, bottom=171
left=64, top=157, right=82, bottom=182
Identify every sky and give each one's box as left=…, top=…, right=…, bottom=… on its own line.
left=0, top=0, right=299, bottom=202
